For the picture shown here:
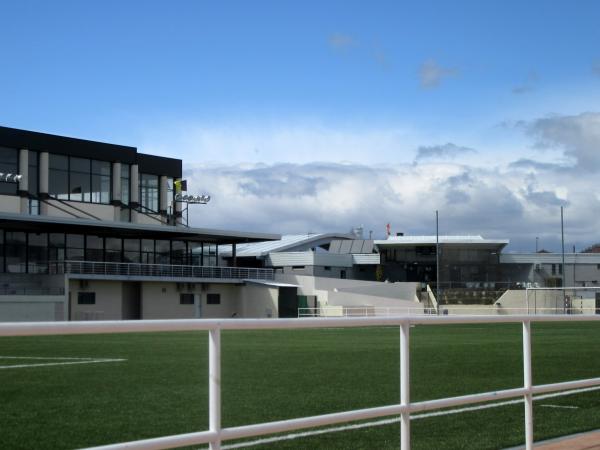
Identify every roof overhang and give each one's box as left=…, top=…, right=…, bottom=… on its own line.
left=0, top=212, right=280, bottom=244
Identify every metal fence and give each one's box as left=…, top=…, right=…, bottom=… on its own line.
left=0, top=286, right=65, bottom=296
left=1, top=315, right=600, bottom=450
left=49, top=261, right=274, bottom=281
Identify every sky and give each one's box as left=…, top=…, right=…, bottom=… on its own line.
left=2, top=0, right=600, bottom=251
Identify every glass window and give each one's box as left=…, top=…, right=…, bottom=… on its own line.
left=121, top=164, right=130, bottom=205
left=189, top=242, right=203, bottom=265
left=69, top=157, right=90, bottom=202
left=155, top=240, right=170, bottom=264
left=0, top=231, right=4, bottom=273
left=0, top=147, right=18, bottom=195
left=78, top=292, right=96, bottom=305
left=28, top=233, right=48, bottom=273
left=49, top=154, right=69, bottom=200
left=5, top=231, right=26, bottom=273
left=105, top=238, right=122, bottom=262
left=207, top=293, right=220, bottom=305
left=180, top=293, right=194, bottom=305
left=86, top=235, right=104, bottom=261
left=141, top=239, right=154, bottom=264
left=172, top=240, right=187, bottom=265
left=124, top=239, right=140, bottom=263
left=49, top=233, right=65, bottom=262
left=140, top=173, right=159, bottom=212
left=66, top=234, right=84, bottom=261
left=91, top=160, right=111, bottom=204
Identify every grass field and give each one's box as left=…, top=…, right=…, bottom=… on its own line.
left=2, top=322, right=600, bottom=449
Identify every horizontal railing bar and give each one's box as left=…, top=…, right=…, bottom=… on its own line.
left=4, top=315, right=600, bottom=337
left=85, top=430, right=218, bottom=450
left=531, top=377, right=600, bottom=395
left=219, top=402, right=408, bottom=441
left=82, top=377, right=600, bottom=450
left=409, top=387, right=529, bottom=413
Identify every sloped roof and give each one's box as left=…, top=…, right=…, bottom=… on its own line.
left=218, top=233, right=355, bottom=257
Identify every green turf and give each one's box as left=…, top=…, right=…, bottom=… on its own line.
left=1, top=322, right=600, bottom=449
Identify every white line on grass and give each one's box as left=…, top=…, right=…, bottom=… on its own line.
left=213, top=385, right=600, bottom=450
left=0, top=358, right=127, bottom=369
left=540, top=404, right=579, bottom=409
left=0, top=356, right=103, bottom=360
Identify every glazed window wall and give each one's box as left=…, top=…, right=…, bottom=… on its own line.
left=139, top=173, right=159, bottom=212
left=48, top=154, right=111, bottom=204
left=0, top=230, right=219, bottom=272
left=0, top=147, right=18, bottom=195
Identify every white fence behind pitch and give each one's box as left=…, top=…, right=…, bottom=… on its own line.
left=1, top=316, right=600, bottom=450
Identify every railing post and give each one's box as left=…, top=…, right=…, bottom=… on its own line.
left=400, top=321, right=410, bottom=450
left=523, top=320, right=533, bottom=450
left=209, top=328, right=222, bottom=450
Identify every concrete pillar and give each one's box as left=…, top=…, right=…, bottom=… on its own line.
left=18, top=149, right=29, bottom=213
left=175, top=177, right=183, bottom=225
left=39, top=152, right=49, bottom=215
left=159, top=175, right=168, bottom=215
left=112, top=162, right=122, bottom=221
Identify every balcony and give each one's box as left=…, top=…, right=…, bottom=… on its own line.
left=49, top=261, right=274, bottom=282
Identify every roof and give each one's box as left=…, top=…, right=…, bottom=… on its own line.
left=0, top=125, right=182, bottom=178
left=374, top=235, right=509, bottom=247
left=500, top=252, right=600, bottom=264
left=219, top=233, right=355, bottom=257
left=0, top=212, right=279, bottom=244
left=244, top=279, right=299, bottom=288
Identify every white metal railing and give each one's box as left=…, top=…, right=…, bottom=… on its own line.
left=48, top=261, right=274, bottom=281
left=298, top=306, right=437, bottom=317
left=1, top=316, right=600, bottom=450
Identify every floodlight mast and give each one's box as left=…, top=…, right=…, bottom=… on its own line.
left=174, top=193, right=211, bottom=227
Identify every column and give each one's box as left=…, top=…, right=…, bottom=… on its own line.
left=159, top=175, right=168, bottom=216
left=130, top=164, right=139, bottom=223
left=39, top=152, right=49, bottom=215
left=18, top=149, right=29, bottom=213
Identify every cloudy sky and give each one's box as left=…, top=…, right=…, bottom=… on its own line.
left=2, top=1, right=600, bottom=251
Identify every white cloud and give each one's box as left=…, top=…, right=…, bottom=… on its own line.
left=184, top=158, right=596, bottom=251
left=140, top=123, right=418, bottom=164
left=419, top=59, right=457, bottom=89
left=524, top=112, right=600, bottom=171
left=415, top=142, right=476, bottom=161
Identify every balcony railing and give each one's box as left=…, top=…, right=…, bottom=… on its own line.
left=49, top=261, right=274, bottom=281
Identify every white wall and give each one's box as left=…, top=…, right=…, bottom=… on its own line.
left=69, top=279, right=123, bottom=320
left=0, top=296, right=66, bottom=322
left=239, top=285, right=279, bottom=318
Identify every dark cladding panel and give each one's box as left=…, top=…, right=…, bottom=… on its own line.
left=137, top=153, right=182, bottom=178
left=350, top=240, right=364, bottom=254
left=0, top=126, right=137, bottom=163
left=328, top=240, right=342, bottom=253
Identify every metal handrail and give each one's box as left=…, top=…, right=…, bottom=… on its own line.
left=49, top=260, right=274, bottom=281
left=1, top=315, right=599, bottom=450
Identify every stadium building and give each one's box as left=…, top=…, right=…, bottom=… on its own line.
left=0, top=125, right=306, bottom=322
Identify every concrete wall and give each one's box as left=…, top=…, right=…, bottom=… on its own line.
left=141, top=282, right=197, bottom=319
left=495, top=289, right=598, bottom=315
left=0, top=296, right=66, bottom=321
left=69, top=279, right=123, bottom=320
left=201, top=284, right=240, bottom=318
left=0, top=194, right=22, bottom=214
left=239, top=284, right=279, bottom=318
left=44, top=199, right=117, bottom=221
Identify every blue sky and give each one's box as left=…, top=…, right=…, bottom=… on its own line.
left=2, top=1, right=600, bottom=250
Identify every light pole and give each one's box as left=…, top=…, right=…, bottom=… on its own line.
left=561, top=206, right=566, bottom=311
left=436, top=210, right=441, bottom=313
left=535, top=237, right=538, bottom=253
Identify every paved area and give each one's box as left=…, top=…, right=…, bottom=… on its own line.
left=534, top=430, right=600, bottom=449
